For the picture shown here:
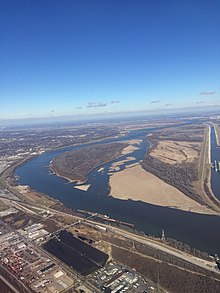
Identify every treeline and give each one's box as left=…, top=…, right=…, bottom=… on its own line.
left=97, top=230, right=216, bottom=277
left=151, top=124, right=206, bottom=143
left=141, top=154, right=209, bottom=207
left=165, top=238, right=211, bottom=261
left=133, top=241, right=217, bottom=278
left=112, top=246, right=220, bottom=293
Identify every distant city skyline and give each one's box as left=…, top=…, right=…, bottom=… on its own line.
left=0, top=0, right=219, bottom=120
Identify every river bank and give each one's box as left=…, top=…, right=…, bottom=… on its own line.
left=213, top=123, right=220, bottom=146
left=14, top=125, right=220, bottom=254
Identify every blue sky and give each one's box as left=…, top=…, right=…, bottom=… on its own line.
left=0, top=0, right=219, bottom=119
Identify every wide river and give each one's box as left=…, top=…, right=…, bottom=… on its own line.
left=16, top=126, right=220, bottom=255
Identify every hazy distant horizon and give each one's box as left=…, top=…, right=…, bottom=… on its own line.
left=1, top=104, right=220, bottom=127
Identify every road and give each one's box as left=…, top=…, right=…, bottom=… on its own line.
left=0, top=264, right=32, bottom=293
left=0, top=274, right=20, bottom=293
left=110, top=226, right=219, bottom=274
left=2, top=197, right=220, bottom=276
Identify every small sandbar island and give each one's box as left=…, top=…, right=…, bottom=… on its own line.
left=50, top=142, right=128, bottom=183
left=74, top=184, right=91, bottom=191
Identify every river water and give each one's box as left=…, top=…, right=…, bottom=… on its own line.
left=16, top=127, right=220, bottom=254
left=210, top=126, right=220, bottom=199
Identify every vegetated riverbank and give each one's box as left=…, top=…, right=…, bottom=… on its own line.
left=107, top=126, right=219, bottom=214
left=140, top=123, right=220, bottom=213
left=50, top=142, right=128, bottom=183
left=13, top=124, right=220, bottom=255
left=0, top=154, right=62, bottom=208
left=0, top=154, right=38, bottom=182
left=0, top=155, right=39, bottom=202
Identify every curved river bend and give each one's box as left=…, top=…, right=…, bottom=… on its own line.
left=16, top=127, right=220, bottom=254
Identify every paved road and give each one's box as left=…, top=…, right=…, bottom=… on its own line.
left=111, top=227, right=219, bottom=274
left=0, top=274, right=20, bottom=293
left=41, top=203, right=220, bottom=275
left=3, top=197, right=220, bottom=276
left=0, top=265, right=32, bottom=293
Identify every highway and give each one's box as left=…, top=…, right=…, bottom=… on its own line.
left=0, top=273, right=21, bottom=293
left=109, top=226, right=219, bottom=274
left=2, top=197, right=220, bottom=276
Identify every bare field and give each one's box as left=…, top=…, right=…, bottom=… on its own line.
left=14, top=186, right=55, bottom=207
left=120, top=121, right=182, bottom=131
left=109, top=164, right=216, bottom=215
left=151, top=124, right=205, bottom=142
left=150, top=140, right=201, bottom=165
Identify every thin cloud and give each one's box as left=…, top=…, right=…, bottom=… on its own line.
left=195, top=101, right=205, bottom=104
left=111, top=100, right=120, bottom=104
left=199, top=90, right=215, bottom=95
left=150, top=100, right=160, bottom=104
left=165, top=103, right=172, bottom=107
left=76, top=106, right=83, bottom=109
left=86, top=102, right=107, bottom=108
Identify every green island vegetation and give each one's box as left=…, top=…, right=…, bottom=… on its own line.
left=51, top=142, right=127, bottom=183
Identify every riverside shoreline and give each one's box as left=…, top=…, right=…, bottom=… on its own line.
left=109, top=164, right=218, bottom=215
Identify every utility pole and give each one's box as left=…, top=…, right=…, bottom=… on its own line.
left=161, top=229, right=165, bottom=242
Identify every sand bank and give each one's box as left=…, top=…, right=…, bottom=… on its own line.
left=74, top=184, right=91, bottom=191
left=111, top=157, right=136, bottom=168
left=109, top=165, right=217, bottom=215
left=122, top=139, right=141, bottom=155
left=109, top=166, right=120, bottom=172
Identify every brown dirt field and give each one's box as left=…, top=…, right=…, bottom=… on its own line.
left=42, top=218, right=61, bottom=233
left=150, top=140, right=201, bottom=165
left=14, top=186, right=55, bottom=207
